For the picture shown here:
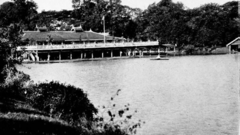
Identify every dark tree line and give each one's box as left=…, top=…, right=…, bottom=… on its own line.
left=0, top=0, right=239, bottom=47
left=135, top=0, right=239, bottom=47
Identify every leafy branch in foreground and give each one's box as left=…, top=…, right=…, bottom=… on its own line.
left=93, top=89, right=145, bottom=135
left=0, top=24, right=31, bottom=101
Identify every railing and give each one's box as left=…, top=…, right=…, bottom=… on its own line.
left=17, top=41, right=159, bottom=51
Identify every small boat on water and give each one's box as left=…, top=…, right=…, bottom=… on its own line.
left=150, top=54, right=169, bottom=60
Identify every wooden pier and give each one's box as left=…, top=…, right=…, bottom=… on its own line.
left=17, top=41, right=175, bottom=62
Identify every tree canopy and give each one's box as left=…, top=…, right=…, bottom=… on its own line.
left=134, top=0, right=239, bottom=46
left=0, top=0, right=238, bottom=46
left=0, top=0, right=38, bottom=30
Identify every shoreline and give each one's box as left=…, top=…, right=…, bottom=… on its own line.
left=21, top=53, right=233, bottom=64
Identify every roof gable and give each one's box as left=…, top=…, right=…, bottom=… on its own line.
left=226, top=37, right=240, bottom=46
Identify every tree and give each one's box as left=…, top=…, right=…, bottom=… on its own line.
left=186, top=2, right=239, bottom=47
left=135, top=0, right=239, bottom=46
left=135, top=0, right=187, bottom=42
left=0, top=0, right=37, bottom=98
left=71, top=0, right=140, bottom=39
left=0, top=24, right=23, bottom=84
left=0, top=2, right=17, bottom=26
left=0, top=0, right=38, bottom=30
left=221, top=1, right=239, bottom=44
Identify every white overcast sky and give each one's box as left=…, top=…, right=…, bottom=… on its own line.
left=0, top=0, right=234, bottom=12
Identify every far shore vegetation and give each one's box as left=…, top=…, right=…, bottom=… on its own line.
left=1, top=0, right=238, bottom=47
left=0, top=0, right=239, bottom=134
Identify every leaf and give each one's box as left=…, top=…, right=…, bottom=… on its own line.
left=126, top=115, right=132, bottom=119
left=108, top=110, right=112, bottom=117
left=118, top=110, right=124, bottom=117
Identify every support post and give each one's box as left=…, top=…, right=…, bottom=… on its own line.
left=47, top=52, right=50, bottom=61
left=81, top=52, right=83, bottom=59
left=91, top=51, right=94, bottom=59
left=35, top=51, right=39, bottom=61
left=128, top=50, right=131, bottom=56
left=120, top=50, right=122, bottom=57
left=59, top=52, right=61, bottom=60
left=102, top=52, right=104, bottom=58
left=141, top=50, right=143, bottom=57
left=229, top=46, right=231, bottom=54
left=70, top=52, right=72, bottom=60
left=111, top=50, right=113, bottom=58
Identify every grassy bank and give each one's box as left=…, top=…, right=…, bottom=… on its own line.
left=0, top=78, right=142, bottom=135
left=0, top=98, right=81, bottom=135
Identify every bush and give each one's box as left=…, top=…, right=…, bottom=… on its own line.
left=26, top=81, right=98, bottom=126
left=0, top=71, right=30, bottom=101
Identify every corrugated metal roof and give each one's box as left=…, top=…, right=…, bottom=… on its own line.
left=22, top=31, right=124, bottom=42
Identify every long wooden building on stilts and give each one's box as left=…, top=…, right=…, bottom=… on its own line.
left=17, top=26, right=174, bottom=63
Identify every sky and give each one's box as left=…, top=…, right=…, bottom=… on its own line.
left=0, top=0, right=234, bottom=12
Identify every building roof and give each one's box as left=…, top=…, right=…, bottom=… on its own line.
left=161, top=44, right=175, bottom=48
left=226, top=37, right=240, bottom=47
left=22, top=30, right=125, bottom=42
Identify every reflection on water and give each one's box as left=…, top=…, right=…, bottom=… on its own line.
left=18, top=54, right=239, bottom=135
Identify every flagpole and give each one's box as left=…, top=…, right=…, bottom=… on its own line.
left=103, top=15, right=106, bottom=46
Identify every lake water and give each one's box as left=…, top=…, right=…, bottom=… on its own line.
left=18, top=54, right=239, bottom=135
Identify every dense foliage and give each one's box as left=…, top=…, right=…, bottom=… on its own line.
left=0, top=0, right=38, bottom=29
left=1, top=0, right=238, bottom=46
left=26, top=81, right=97, bottom=124
left=135, top=0, right=239, bottom=46
left=0, top=24, right=23, bottom=85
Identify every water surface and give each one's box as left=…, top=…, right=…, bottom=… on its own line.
left=18, top=54, right=239, bottom=135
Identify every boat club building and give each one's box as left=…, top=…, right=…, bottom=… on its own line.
left=226, top=37, right=240, bottom=53
left=18, top=26, right=162, bottom=62
left=21, top=26, right=125, bottom=45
